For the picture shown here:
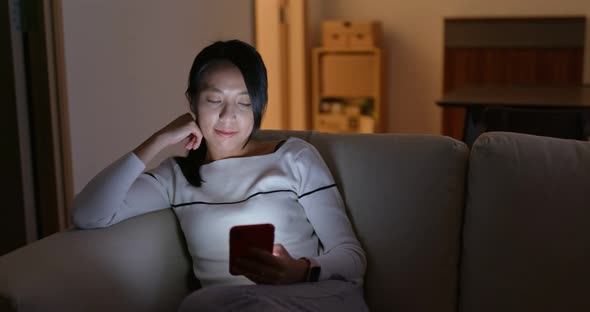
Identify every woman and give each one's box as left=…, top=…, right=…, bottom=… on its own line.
left=72, top=40, right=368, bottom=311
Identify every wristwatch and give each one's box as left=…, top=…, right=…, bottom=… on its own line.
left=300, top=257, right=321, bottom=282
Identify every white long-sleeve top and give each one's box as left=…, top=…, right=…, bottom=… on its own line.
left=72, top=137, right=366, bottom=287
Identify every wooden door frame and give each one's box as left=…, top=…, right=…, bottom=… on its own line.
left=48, top=0, right=74, bottom=230
left=254, top=0, right=309, bottom=130
left=2, top=0, right=36, bottom=254
left=10, top=0, right=73, bottom=238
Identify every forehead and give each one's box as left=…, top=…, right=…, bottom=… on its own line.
left=200, top=61, right=247, bottom=91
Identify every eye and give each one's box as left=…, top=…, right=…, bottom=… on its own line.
left=237, top=94, right=251, bottom=107
left=206, top=98, right=222, bottom=104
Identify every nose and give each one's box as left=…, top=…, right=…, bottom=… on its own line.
left=218, top=103, right=237, bottom=121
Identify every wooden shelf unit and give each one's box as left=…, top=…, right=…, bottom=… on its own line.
left=311, top=47, right=384, bottom=133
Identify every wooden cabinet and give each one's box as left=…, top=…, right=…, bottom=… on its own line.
left=442, top=17, right=585, bottom=139
left=311, top=47, right=384, bottom=133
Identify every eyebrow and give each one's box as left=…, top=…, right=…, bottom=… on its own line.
left=202, top=87, right=249, bottom=95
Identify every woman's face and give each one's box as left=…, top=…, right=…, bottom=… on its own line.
left=195, top=61, right=254, bottom=158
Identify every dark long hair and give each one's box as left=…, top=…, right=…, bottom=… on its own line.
left=175, top=40, right=268, bottom=187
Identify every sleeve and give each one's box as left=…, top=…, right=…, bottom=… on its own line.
left=71, top=152, right=174, bottom=229
left=294, top=142, right=367, bottom=283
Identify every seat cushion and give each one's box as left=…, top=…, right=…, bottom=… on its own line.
left=461, top=132, right=590, bottom=312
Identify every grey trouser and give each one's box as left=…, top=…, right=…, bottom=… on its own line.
left=178, top=279, right=368, bottom=312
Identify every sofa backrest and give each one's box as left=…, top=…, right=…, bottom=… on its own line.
left=461, top=132, right=590, bottom=312
left=257, top=130, right=469, bottom=311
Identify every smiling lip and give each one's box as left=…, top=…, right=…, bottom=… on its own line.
left=214, top=129, right=238, bottom=137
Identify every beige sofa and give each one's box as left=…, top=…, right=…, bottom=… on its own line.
left=1, top=131, right=589, bottom=312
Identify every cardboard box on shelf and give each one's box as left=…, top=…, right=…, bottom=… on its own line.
left=348, top=22, right=382, bottom=47
left=322, top=21, right=349, bottom=47
left=322, top=21, right=382, bottom=48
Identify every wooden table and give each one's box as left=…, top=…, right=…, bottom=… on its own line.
left=437, top=85, right=590, bottom=145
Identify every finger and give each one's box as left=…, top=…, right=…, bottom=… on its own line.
left=186, top=127, right=201, bottom=149
left=272, top=244, right=288, bottom=256
left=184, top=137, right=193, bottom=150
left=247, top=248, right=281, bottom=267
left=239, top=265, right=280, bottom=285
left=194, top=135, right=203, bottom=149
left=238, top=257, right=282, bottom=281
left=241, top=271, right=266, bottom=285
left=185, top=136, right=195, bottom=150
left=192, top=131, right=202, bottom=149
left=235, top=257, right=265, bottom=274
left=189, top=120, right=202, bottom=139
left=188, top=136, right=197, bottom=150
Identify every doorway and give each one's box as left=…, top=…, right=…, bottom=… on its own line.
left=255, top=0, right=309, bottom=130
left=1, top=0, right=72, bottom=255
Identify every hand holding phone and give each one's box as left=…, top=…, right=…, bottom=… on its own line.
left=229, top=223, right=275, bottom=276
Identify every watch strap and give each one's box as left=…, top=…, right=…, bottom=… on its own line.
left=300, top=257, right=321, bottom=282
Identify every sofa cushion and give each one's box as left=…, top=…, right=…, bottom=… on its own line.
left=309, top=132, right=468, bottom=312
left=461, top=132, right=590, bottom=312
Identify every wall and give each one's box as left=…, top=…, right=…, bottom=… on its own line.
left=318, top=0, right=590, bottom=134
left=62, top=0, right=590, bottom=193
left=61, top=0, right=253, bottom=194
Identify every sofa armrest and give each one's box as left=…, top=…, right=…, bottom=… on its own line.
left=0, top=209, right=194, bottom=312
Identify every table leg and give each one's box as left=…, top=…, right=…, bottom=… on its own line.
left=462, top=107, right=486, bottom=146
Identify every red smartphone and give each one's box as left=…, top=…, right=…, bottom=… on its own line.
left=229, top=223, right=275, bottom=276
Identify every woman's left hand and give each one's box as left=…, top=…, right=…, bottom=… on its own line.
left=232, top=244, right=308, bottom=285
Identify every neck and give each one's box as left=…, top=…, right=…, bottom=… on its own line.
left=205, top=140, right=252, bottom=163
